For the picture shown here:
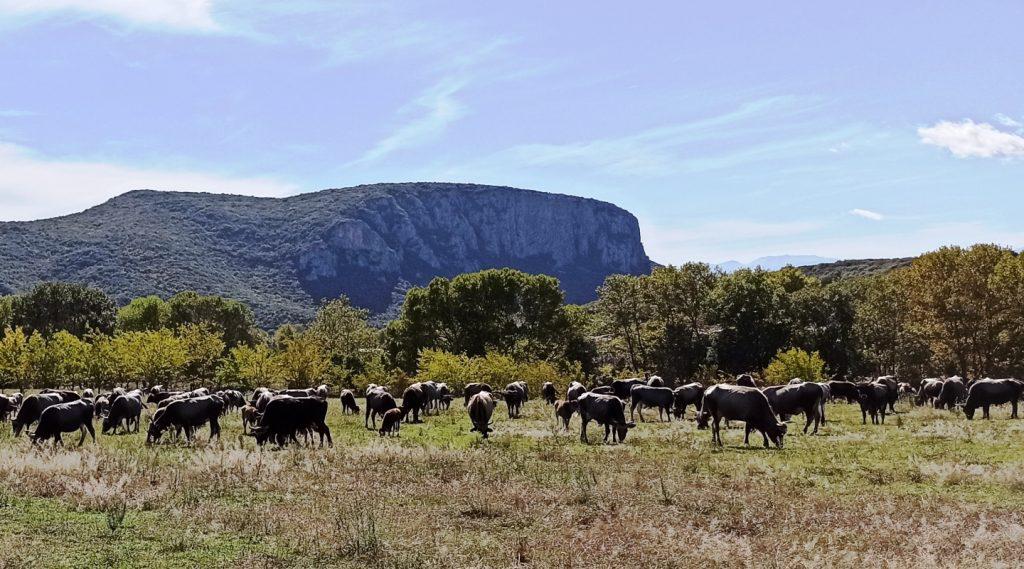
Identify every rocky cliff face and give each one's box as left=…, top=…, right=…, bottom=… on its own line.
left=0, top=183, right=651, bottom=327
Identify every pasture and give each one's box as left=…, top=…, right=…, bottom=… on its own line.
left=2, top=397, right=1024, bottom=568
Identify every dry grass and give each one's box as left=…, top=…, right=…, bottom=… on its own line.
left=0, top=399, right=1023, bottom=567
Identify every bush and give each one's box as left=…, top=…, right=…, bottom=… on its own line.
left=763, top=348, right=825, bottom=385
left=416, top=349, right=570, bottom=396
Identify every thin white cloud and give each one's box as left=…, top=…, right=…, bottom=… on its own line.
left=0, top=109, right=34, bottom=117
left=994, top=113, right=1023, bottom=129
left=0, top=141, right=297, bottom=221
left=849, top=208, right=884, bottom=221
left=640, top=218, right=825, bottom=263
left=918, top=119, right=1024, bottom=158
left=0, top=0, right=221, bottom=32
left=349, top=77, right=467, bottom=166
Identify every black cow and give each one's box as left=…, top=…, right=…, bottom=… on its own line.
left=875, top=375, right=899, bottom=412
left=102, top=392, right=143, bottom=434
left=697, top=384, right=786, bottom=449
left=672, top=383, right=704, bottom=419
left=917, top=378, right=944, bottom=407
left=736, top=374, right=760, bottom=388
left=32, top=399, right=95, bottom=446
left=504, top=382, right=526, bottom=419
left=590, top=385, right=614, bottom=396
left=936, top=376, right=967, bottom=410
left=339, top=389, right=360, bottom=414
left=577, top=392, right=636, bottom=444
left=856, top=382, right=888, bottom=425
left=463, top=383, right=492, bottom=406
left=402, top=384, right=425, bottom=423
left=467, top=391, right=496, bottom=438
left=629, top=385, right=673, bottom=422
left=826, top=380, right=859, bottom=403
left=379, top=408, right=401, bottom=437
left=541, top=382, right=557, bottom=405
left=762, top=382, right=825, bottom=434
left=611, top=378, right=645, bottom=400
left=647, top=375, right=665, bottom=387
left=964, top=378, right=1024, bottom=420
left=13, top=392, right=72, bottom=436
left=554, top=399, right=577, bottom=430
left=147, top=396, right=223, bottom=444
left=365, top=386, right=398, bottom=429
left=566, top=381, right=587, bottom=402
left=251, top=396, right=332, bottom=447
left=0, top=394, right=16, bottom=421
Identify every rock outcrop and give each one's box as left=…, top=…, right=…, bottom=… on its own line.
left=0, top=182, right=651, bottom=327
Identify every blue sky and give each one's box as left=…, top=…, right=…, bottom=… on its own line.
left=1, top=1, right=1023, bottom=264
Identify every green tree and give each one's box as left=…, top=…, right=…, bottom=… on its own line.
left=306, top=296, right=380, bottom=385
left=49, top=330, right=89, bottom=386
left=166, top=291, right=257, bottom=348
left=763, top=348, right=825, bottom=385
left=0, top=327, right=29, bottom=390
left=219, top=343, right=277, bottom=390
left=0, top=296, right=12, bottom=330
left=115, top=330, right=186, bottom=386
left=275, top=333, right=330, bottom=388
left=594, top=274, right=652, bottom=371
left=10, top=282, right=116, bottom=337
left=177, top=324, right=226, bottom=384
left=116, top=296, right=169, bottom=332
left=711, top=269, right=790, bottom=373
left=852, top=271, right=930, bottom=379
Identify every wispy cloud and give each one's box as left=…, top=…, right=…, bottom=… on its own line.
left=0, top=0, right=222, bottom=33
left=349, top=77, right=468, bottom=166
left=918, top=119, right=1024, bottom=159
left=0, top=109, right=35, bottom=117
left=0, top=141, right=297, bottom=221
left=994, top=113, right=1023, bottom=129
left=849, top=208, right=884, bottom=221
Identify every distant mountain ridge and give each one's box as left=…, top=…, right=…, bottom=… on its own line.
left=0, top=183, right=652, bottom=328
left=798, top=257, right=914, bottom=281
left=716, top=255, right=838, bottom=273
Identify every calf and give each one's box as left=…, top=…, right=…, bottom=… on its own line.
left=554, top=399, right=578, bottom=430
left=147, top=396, right=223, bottom=444
left=541, top=382, right=557, bottom=405
left=964, top=378, right=1024, bottom=420
left=762, top=382, right=825, bottom=434
left=251, top=396, right=332, bottom=447
left=365, top=386, right=398, bottom=429
left=241, top=404, right=260, bottom=434
left=566, top=381, right=587, bottom=402
left=697, top=384, right=786, bottom=448
left=467, top=391, right=497, bottom=438
left=577, top=392, right=635, bottom=444
left=339, top=389, right=360, bottom=414
left=379, top=408, right=402, bottom=437
left=672, top=383, right=704, bottom=419
left=32, top=399, right=95, bottom=447
left=856, top=382, right=888, bottom=425
left=629, top=385, right=673, bottom=422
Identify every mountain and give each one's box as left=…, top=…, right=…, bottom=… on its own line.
left=716, top=255, right=838, bottom=273
left=0, top=183, right=651, bottom=328
left=798, top=257, right=913, bottom=281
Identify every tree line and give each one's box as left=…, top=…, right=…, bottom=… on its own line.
left=0, top=244, right=1021, bottom=391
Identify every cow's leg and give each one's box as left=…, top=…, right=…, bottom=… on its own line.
left=762, top=430, right=770, bottom=448
left=984, top=405, right=990, bottom=419
left=862, top=407, right=867, bottom=425
left=86, top=421, right=95, bottom=443
left=744, top=424, right=752, bottom=446
left=712, top=416, right=722, bottom=446
left=580, top=418, right=589, bottom=443
left=1013, top=400, right=1019, bottom=419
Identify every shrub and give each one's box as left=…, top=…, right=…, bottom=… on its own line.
left=763, top=347, right=825, bottom=385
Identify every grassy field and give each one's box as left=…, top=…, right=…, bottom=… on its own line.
left=2, top=397, right=1024, bottom=568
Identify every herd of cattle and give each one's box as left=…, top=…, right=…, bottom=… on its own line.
left=0, top=373, right=1020, bottom=449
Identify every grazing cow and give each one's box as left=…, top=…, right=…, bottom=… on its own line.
left=339, top=389, right=360, bottom=414
left=541, top=382, right=557, bottom=405
left=647, top=375, right=665, bottom=387
left=467, top=392, right=497, bottom=439
left=554, top=399, right=578, bottom=430
left=463, top=383, right=492, bottom=406
left=916, top=378, right=944, bottom=407
left=855, top=382, right=888, bottom=425
left=94, top=395, right=111, bottom=418
left=611, top=378, right=645, bottom=399
left=379, top=408, right=402, bottom=437
left=278, top=388, right=318, bottom=398
left=697, top=384, right=786, bottom=448
left=898, top=382, right=915, bottom=401
left=629, top=385, right=674, bottom=422
left=590, top=385, right=614, bottom=396
left=439, top=394, right=454, bottom=410
left=504, top=382, right=527, bottom=419
left=816, top=383, right=831, bottom=424
left=875, top=375, right=900, bottom=412
left=402, top=384, right=426, bottom=423
left=826, top=380, right=859, bottom=403
left=736, top=374, right=760, bottom=388
left=365, top=386, right=398, bottom=429
left=577, top=392, right=636, bottom=444
left=0, top=394, right=16, bottom=421
left=434, top=383, right=451, bottom=411
left=13, top=392, right=72, bottom=436
left=672, top=383, right=704, bottom=419
left=936, top=376, right=967, bottom=410
left=566, top=381, right=587, bottom=402
left=40, top=389, right=81, bottom=402
left=102, top=392, right=143, bottom=434
left=510, top=381, right=529, bottom=402
left=241, top=404, right=260, bottom=434
left=418, top=381, right=440, bottom=415
left=32, top=399, right=95, bottom=446
left=147, top=396, right=223, bottom=444
left=251, top=396, right=332, bottom=447
left=762, top=383, right=825, bottom=434
left=964, top=378, right=1024, bottom=420
left=316, top=384, right=329, bottom=398
left=148, top=390, right=183, bottom=406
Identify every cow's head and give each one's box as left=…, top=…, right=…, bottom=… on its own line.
left=695, top=411, right=710, bottom=430
left=769, top=422, right=788, bottom=449
left=614, top=421, right=637, bottom=442
left=145, top=422, right=165, bottom=445
left=963, top=404, right=976, bottom=420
